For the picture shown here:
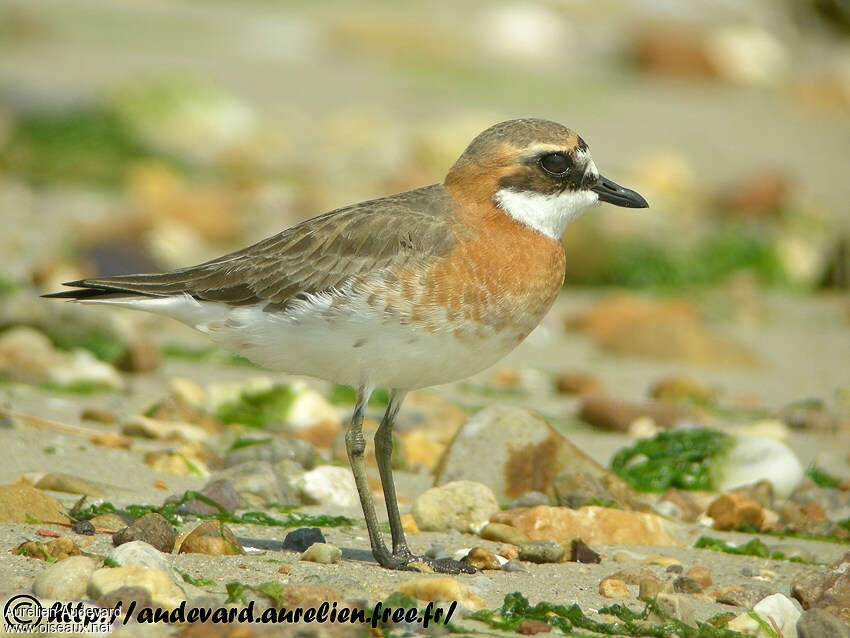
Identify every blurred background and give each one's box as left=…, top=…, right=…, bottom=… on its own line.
left=0, top=0, right=848, bottom=413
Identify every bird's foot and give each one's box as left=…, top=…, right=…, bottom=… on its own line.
left=376, top=548, right=476, bottom=574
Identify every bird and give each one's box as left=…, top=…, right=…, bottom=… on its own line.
left=46, top=118, right=648, bottom=572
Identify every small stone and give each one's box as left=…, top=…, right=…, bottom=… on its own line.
left=507, top=491, right=550, bottom=509
left=398, top=577, right=485, bottom=610
left=178, top=521, right=243, bottom=555
left=555, top=371, right=603, bottom=396
left=579, top=396, right=692, bottom=432
left=175, top=479, right=241, bottom=516
left=657, top=488, right=703, bottom=522
left=425, top=545, right=449, bottom=560
left=518, top=618, right=552, bottom=634
left=727, top=593, right=801, bottom=637
left=0, top=484, right=68, bottom=524
left=33, top=473, right=107, bottom=498
left=168, top=377, right=206, bottom=407
left=498, top=544, right=518, bottom=560
left=708, top=492, right=766, bottom=531
left=112, top=512, right=176, bottom=553
left=412, top=481, right=498, bottom=533
left=90, top=513, right=132, bottom=531
left=16, top=537, right=80, bottom=561
left=673, top=576, right=703, bottom=594
left=639, top=577, right=672, bottom=600
left=32, top=555, right=97, bottom=599
left=95, top=586, right=153, bottom=611
left=282, top=527, right=326, bottom=552
left=72, top=520, right=95, bottom=535
left=143, top=443, right=216, bottom=477
left=215, top=460, right=298, bottom=507
left=716, top=586, right=773, bottom=608
left=480, top=522, right=529, bottom=545
left=462, top=547, right=501, bottom=570
left=145, top=395, right=221, bottom=432
left=294, top=465, right=359, bottom=508
left=797, top=608, right=850, bottom=638
left=570, top=539, right=600, bottom=564
left=80, top=408, right=117, bottom=424
left=87, top=565, right=185, bottom=610
left=107, top=541, right=173, bottom=575
left=654, top=593, right=695, bottom=626
left=502, top=559, right=527, bottom=572
left=224, top=436, right=316, bottom=469
left=492, top=506, right=678, bottom=546
left=122, top=416, right=208, bottom=443
left=666, top=564, right=684, bottom=574
left=117, top=338, right=160, bottom=372
left=608, top=567, right=655, bottom=585
left=401, top=513, right=419, bottom=535
left=518, top=540, right=565, bottom=564
left=300, top=542, right=341, bottom=564
left=599, top=578, right=630, bottom=598
left=686, top=566, right=712, bottom=589
left=650, top=375, right=718, bottom=404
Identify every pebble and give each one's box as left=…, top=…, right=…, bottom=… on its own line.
left=555, top=371, right=603, bottom=396
left=727, top=593, right=801, bottom=637
left=791, top=556, right=850, bottom=616
left=80, top=407, right=118, bottom=424
left=87, top=565, right=186, bottom=610
left=112, top=512, right=176, bottom=553
left=122, top=416, right=208, bottom=443
left=518, top=540, right=565, bottom=564
left=117, top=338, right=160, bottom=372
left=498, top=544, right=518, bottom=560
left=665, top=564, right=684, bottom=574
left=401, top=513, right=419, bottom=535
left=639, top=577, right=672, bottom=600
left=34, top=473, right=107, bottom=497
left=491, top=506, right=677, bottom=546
left=143, top=447, right=210, bottom=477
left=797, top=608, right=850, bottom=638
left=90, top=512, right=132, bottom=531
left=215, top=460, right=298, bottom=507
left=425, top=545, right=450, bottom=561
left=716, top=586, right=774, bottom=608
left=686, top=565, right=712, bottom=589
left=0, top=484, right=68, bottom=524
left=649, top=374, right=717, bottom=404
left=294, top=465, right=359, bottom=508
left=607, top=567, right=655, bottom=585
left=715, top=435, right=804, bottom=499
left=95, top=586, right=153, bottom=611
left=599, top=578, right=630, bottom=598
left=502, top=559, right=528, bottom=572
left=673, top=576, right=703, bottom=594
left=579, top=396, right=692, bottom=432
left=17, top=537, right=80, bottom=561
left=175, top=479, right=241, bottom=516
left=108, top=541, right=173, bottom=575
left=518, top=618, right=553, bottom=634
left=300, top=542, right=341, bottom=564
left=708, top=492, right=766, bottom=531
left=569, top=539, right=601, bottom=564
left=411, top=480, right=498, bottom=533
left=178, top=521, right=243, bottom=555
left=32, top=555, right=97, bottom=599
left=507, top=491, right=550, bottom=509
left=282, top=527, right=326, bottom=552
left=224, top=436, right=316, bottom=469
left=462, top=547, right=501, bottom=570
left=654, top=593, right=695, bottom=626
left=72, top=520, right=95, bottom=536
left=398, top=577, right=486, bottom=610
left=480, top=522, right=529, bottom=545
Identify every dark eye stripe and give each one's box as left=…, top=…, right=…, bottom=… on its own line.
left=540, top=153, right=569, bottom=175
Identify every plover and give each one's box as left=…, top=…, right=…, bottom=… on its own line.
left=46, top=118, right=647, bottom=572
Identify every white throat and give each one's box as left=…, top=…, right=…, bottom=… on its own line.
left=494, top=188, right=598, bottom=240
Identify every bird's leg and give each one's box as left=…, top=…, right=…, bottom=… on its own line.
left=374, top=390, right=411, bottom=557
left=345, top=385, right=404, bottom=570
left=373, top=389, right=476, bottom=575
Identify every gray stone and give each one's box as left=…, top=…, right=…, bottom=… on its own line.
left=108, top=540, right=172, bottom=572
left=300, top=543, right=341, bottom=564
left=224, top=437, right=316, bottom=469
left=655, top=593, right=695, bottom=626
left=435, top=406, right=643, bottom=507
left=176, top=479, right=241, bottom=516
left=673, top=576, right=703, bottom=594
left=282, top=528, right=326, bottom=552
left=506, top=491, right=550, bottom=509
left=214, top=460, right=299, bottom=507
left=716, top=586, right=774, bottom=608
left=411, top=481, right=498, bottom=533
left=32, top=556, right=97, bottom=599
left=797, top=609, right=850, bottom=638
left=479, top=522, right=529, bottom=545
left=518, top=540, right=565, bottom=564
left=112, top=512, right=176, bottom=553
left=502, top=559, right=528, bottom=572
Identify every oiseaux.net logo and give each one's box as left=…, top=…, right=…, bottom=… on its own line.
left=4, top=594, right=119, bottom=633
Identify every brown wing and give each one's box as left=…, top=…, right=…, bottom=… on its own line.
left=46, top=184, right=459, bottom=309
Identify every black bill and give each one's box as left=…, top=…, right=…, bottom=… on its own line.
left=591, top=175, right=649, bottom=208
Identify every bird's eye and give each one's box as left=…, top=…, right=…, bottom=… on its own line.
left=540, top=153, right=569, bottom=175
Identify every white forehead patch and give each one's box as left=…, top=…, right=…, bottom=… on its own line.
left=494, top=188, right=598, bottom=240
